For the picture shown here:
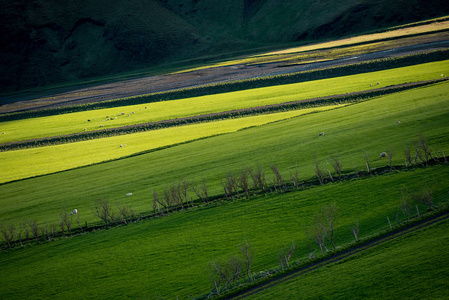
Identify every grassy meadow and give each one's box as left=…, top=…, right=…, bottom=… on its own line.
left=1, top=20, right=449, bottom=299
left=1, top=80, right=448, bottom=229
left=1, top=59, right=448, bottom=144
left=250, top=217, right=449, bottom=299
left=1, top=164, right=448, bottom=299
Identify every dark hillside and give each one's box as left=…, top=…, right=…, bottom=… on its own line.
left=1, top=0, right=448, bottom=93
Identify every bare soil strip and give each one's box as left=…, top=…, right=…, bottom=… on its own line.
left=1, top=36, right=448, bottom=114
left=1, top=79, right=445, bottom=151
left=223, top=210, right=449, bottom=299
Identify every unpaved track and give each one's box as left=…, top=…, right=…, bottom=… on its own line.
left=1, top=39, right=448, bottom=114
left=224, top=210, right=449, bottom=299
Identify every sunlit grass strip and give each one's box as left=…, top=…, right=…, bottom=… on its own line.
left=0, top=106, right=341, bottom=183
left=1, top=59, right=448, bottom=145
left=2, top=49, right=449, bottom=124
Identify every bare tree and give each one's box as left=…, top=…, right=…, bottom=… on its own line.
left=152, top=190, right=166, bottom=214
left=321, top=203, right=339, bottom=250
left=29, top=219, right=39, bottom=244
left=278, top=241, right=296, bottom=271
left=40, top=223, right=49, bottom=242
left=404, top=143, right=414, bottom=167
left=59, top=209, right=72, bottom=236
left=314, top=155, right=325, bottom=185
left=364, top=150, right=371, bottom=174
left=290, top=164, right=301, bottom=189
left=250, top=164, right=267, bottom=192
left=270, top=163, right=285, bottom=191
left=386, top=149, right=394, bottom=170
left=239, top=240, right=254, bottom=281
left=400, top=187, right=412, bottom=221
left=411, top=185, right=435, bottom=212
left=117, top=203, right=134, bottom=224
left=22, top=222, right=30, bottom=245
left=192, top=178, right=209, bottom=205
left=238, top=168, right=251, bottom=198
left=209, top=255, right=243, bottom=291
left=76, top=212, right=83, bottom=233
left=0, top=223, right=13, bottom=248
left=350, top=220, right=360, bottom=242
left=49, top=223, right=57, bottom=241
left=418, top=134, right=432, bottom=165
left=330, top=153, right=343, bottom=181
left=305, top=221, right=328, bottom=255
left=92, top=200, right=115, bottom=229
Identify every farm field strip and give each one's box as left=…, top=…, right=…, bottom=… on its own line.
left=1, top=164, right=448, bottom=299
left=0, top=106, right=342, bottom=183
left=244, top=214, right=449, bottom=300
left=172, top=18, right=449, bottom=72
left=1, top=81, right=448, bottom=227
left=1, top=59, right=448, bottom=144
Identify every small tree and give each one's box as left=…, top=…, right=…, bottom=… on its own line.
left=314, top=155, right=325, bottom=185
left=400, top=187, right=412, bottom=221
left=193, top=178, right=209, bottom=205
left=290, top=164, right=301, bottom=189
left=250, top=164, right=267, bottom=193
left=239, top=240, right=254, bottom=281
left=59, top=209, right=72, bottom=236
left=92, top=200, right=115, bottom=229
left=411, top=185, right=435, bottom=212
left=364, top=150, right=371, bottom=175
left=29, top=219, right=39, bottom=244
left=270, top=163, right=285, bottom=191
left=0, top=223, right=13, bottom=248
left=330, top=153, right=343, bottom=181
left=278, top=241, right=296, bottom=271
left=386, top=149, right=394, bottom=170
left=321, top=202, right=339, bottom=250
left=238, top=168, right=251, bottom=198
left=117, top=203, right=134, bottom=224
left=350, top=220, right=360, bottom=242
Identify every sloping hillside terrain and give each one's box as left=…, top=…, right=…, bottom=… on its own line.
left=1, top=0, right=449, bottom=92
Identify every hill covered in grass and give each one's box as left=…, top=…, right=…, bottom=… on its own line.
left=1, top=0, right=449, bottom=92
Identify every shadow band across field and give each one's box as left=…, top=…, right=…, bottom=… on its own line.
left=1, top=79, right=446, bottom=152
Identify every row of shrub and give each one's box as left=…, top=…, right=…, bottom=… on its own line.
left=1, top=48, right=448, bottom=123
left=1, top=78, right=445, bottom=152
left=0, top=134, right=446, bottom=250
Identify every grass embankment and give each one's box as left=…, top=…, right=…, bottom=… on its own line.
left=0, top=165, right=448, bottom=299
left=248, top=216, right=449, bottom=299
left=0, top=81, right=448, bottom=227
left=0, top=59, right=448, bottom=145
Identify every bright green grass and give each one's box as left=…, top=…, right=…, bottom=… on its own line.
left=0, top=165, right=448, bottom=299
left=1, top=59, right=448, bottom=144
left=0, top=106, right=342, bottom=183
left=0, top=81, right=448, bottom=228
left=251, top=217, right=449, bottom=299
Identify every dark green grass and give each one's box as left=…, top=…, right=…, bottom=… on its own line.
left=0, top=82, right=448, bottom=227
left=250, top=216, right=449, bottom=299
left=0, top=165, right=448, bottom=299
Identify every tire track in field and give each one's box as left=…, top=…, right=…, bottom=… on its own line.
left=224, top=211, right=449, bottom=299
left=1, top=79, right=446, bottom=151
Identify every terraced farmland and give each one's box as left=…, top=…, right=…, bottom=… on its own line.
left=1, top=18, right=449, bottom=300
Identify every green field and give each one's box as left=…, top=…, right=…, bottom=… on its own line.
left=0, top=106, right=342, bottom=183
left=1, top=18, right=449, bottom=299
left=1, top=164, right=448, bottom=299
left=1, top=59, right=448, bottom=144
left=250, top=217, right=449, bottom=299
